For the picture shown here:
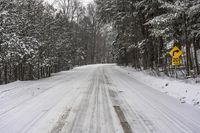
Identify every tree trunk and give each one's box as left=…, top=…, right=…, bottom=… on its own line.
left=17, top=64, right=20, bottom=80
left=21, top=63, right=25, bottom=81
left=159, top=36, right=164, bottom=68
left=37, top=63, right=40, bottom=79
left=14, top=65, right=17, bottom=81
left=4, top=63, right=8, bottom=84
left=47, top=66, right=51, bottom=77
left=124, top=48, right=128, bottom=66
left=184, top=13, right=191, bottom=76
left=148, top=40, right=154, bottom=69
left=194, top=38, right=200, bottom=75
left=29, top=63, right=33, bottom=80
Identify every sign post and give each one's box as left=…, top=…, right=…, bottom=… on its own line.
left=169, top=46, right=183, bottom=78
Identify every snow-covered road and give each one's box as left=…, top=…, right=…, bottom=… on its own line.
left=0, top=64, right=200, bottom=133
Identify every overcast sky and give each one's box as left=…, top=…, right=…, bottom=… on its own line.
left=46, top=0, right=93, bottom=6
left=82, top=0, right=93, bottom=5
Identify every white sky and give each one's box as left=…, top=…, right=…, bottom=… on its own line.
left=46, top=0, right=93, bottom=6
left=82, top=0, right=93, bottom=5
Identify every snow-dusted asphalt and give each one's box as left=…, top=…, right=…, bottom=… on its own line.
left=0, top=64, right=200, bottom=133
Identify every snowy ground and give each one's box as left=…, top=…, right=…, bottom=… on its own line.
left=121, top=66, right=200, bottom=108
left=0, top=64, right=200, bottom=133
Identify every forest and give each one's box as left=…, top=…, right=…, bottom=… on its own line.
left=1, top=0, right=200, bottom=84
left=96, top=0, right=200, bottom=79
left=0, top=0, right=112, bottom=84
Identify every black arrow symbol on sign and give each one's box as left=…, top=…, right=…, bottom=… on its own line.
left=173, top=50, right=179, bottom=56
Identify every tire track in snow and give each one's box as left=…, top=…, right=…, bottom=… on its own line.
left=87, top=67, right=119, bottom=133
left=112, top=75, right=157, bottom=133
left=109, top=66, right=200, bottom=133
left=65, top=71, right=97, bottom=133
left=50, top=85, right=87, bottom=133
left=104, top=66, right=157, bottom=133
left=101, top=80, right=118, bottom=133
left=50, top=108, right=71, bottom=133
left=101, top=69, right=128, bottom=133
left=61, top=67, right=124, bottom=133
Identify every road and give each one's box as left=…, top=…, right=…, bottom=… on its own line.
left=0, top=64, right=200, bottom=133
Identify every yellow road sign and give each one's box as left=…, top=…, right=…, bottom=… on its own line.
left=172, top=57, right=181, bottom=65
left=169, top=46, right=183, bottom=58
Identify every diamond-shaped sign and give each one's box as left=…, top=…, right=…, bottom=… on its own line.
left=169, top=46, right=183, bottom=58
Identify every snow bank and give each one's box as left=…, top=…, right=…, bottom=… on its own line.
left=120, top=66, right=200, bottom=109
